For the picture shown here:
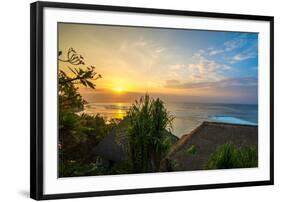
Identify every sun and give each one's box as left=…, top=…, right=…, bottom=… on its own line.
left=115, top=87, right=124, bottom=93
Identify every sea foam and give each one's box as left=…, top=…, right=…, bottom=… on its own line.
left=209, top=115, right=257, bottom=125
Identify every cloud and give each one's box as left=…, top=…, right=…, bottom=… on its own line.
left=192, top=34, right=258, bottom=69
left=187, top=55, right=232, bottom=82
left=166, top=79, right=181, bottom=86
left=209, top=49, right=224, bottom=56
left=134, top=36, right=148, bottom=47
left=199, top=34, right=257, bottom=59
left=118, top=37, right=168, bottom=72
left=164, top=77, right=257, bottom=89
left=195, top=38, right=244, bottom=58
left=155, top=47, right=166, bottom=53
left=169, top=64, right=185, bottom=70
left=229, top=50, right=257, bottom=64
left=224, top=38, right=245, bottom=51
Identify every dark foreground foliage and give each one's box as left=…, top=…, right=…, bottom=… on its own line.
left=58, top=49, right=175, bottom=177
left=206, top=143, right=258, bottom=169
left=58, top=48, right=109, bottom=177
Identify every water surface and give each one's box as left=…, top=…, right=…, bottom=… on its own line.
left=84, top=102, right=258, bottom=137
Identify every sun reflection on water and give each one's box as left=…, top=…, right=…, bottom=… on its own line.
left=115, top=109, right=126, bottom=119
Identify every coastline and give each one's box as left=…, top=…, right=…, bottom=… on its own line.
left=84, top=102, right=258, bottom=138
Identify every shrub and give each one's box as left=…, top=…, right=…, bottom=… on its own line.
left=59, top=111, right=112, bottom=174
left=59, top=160, right=108, bottom=177
left=206, top=143, right=257, bottom=169
left=239, top=146, right=258, bottom=168
left=127, top=94, right=174, bottom=173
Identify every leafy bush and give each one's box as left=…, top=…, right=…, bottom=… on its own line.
left=58, top=48, right=113, bottom=176
left=59, top=160, right=108, bottom=177
left=59, top=111, right=112, bottom=165
left=109, top=160, right=133, bottom=175
left=58, top=48, right=102, bottom=114
left=206, top=143, right=258, bottom=169
left=238, top=146, right=258, bottom=168
left=127, top=94, right=174, bottom=173
left=57, top=49, right=179, bottom=177
left=79, top=113, right=115, bottom=142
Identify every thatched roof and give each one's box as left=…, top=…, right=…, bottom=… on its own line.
left=93, top=129, right=125, bottom=162
left=161, top=121, right=258, bottom=171
left=93, top=117, right=179, bottom=163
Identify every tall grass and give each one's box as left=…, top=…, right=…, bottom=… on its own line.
left=206, top=143, right=257, bottom=169
left=127, top=94, right=174, bottom=173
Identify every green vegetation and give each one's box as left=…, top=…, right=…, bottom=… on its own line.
left=58, top=48, right=176, bottom=177
left=58, top=48, right=101, bottom=113
left=238, top=146, right=258, bottom=168
left=58, top=49, right=258, bottom=177
left=59, top=160, right=108, bottom=177
left=127, top=94, right=174, bottom=173
left=206, top=143, right=258, bottom=169
left=58, top=48, right=112, bottom=177
left=58, top=48, right=257, bottom=177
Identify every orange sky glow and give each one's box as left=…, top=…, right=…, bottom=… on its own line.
left=58, top=23, right=258, bottom=104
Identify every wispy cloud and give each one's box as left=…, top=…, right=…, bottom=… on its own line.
left=118, top=36, right=168, bottom=71
left=197, top=34, right=257, bottom=65
left=187, top=54, right=232, bottom=82
left=228, top=48, right=257, bottom=64
left=230, top=54, right=254, bottom=63
left=169, top=64, right=185, bottom=70
left=209, top=49, right=224, bottom=56
left=166, top=79, right=181, bottom=86
left=164, top=77, right=257, bottom=89
left=195, top=38, right=245, bottom=58
left=167, top=62, right=228, bottom=85
left=224, top=38, right=245, bottom=51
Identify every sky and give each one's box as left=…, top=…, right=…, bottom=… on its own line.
left=58, top=23, right=258, bottom=104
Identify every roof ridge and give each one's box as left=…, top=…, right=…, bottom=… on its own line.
left=202, top=121, right=258, bottom=128
left=165, top=121, right=257, bottom=158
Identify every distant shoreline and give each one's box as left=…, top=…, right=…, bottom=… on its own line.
left=85, top=101, right=258, bottom=106
left=83, top=102, right=258, bottom=138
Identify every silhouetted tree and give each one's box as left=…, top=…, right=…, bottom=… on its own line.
left=58, top=48, right=107, bottom=177
left=58, top=48, right=102, bottom=113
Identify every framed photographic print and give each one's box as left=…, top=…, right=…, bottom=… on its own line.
left=30, top=1, right=274, bottom=200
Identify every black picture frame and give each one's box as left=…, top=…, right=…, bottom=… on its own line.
left=30, top=1, right=274, bottom=200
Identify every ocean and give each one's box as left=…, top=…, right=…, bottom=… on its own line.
left=83, top=102, right=258, bottom=137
